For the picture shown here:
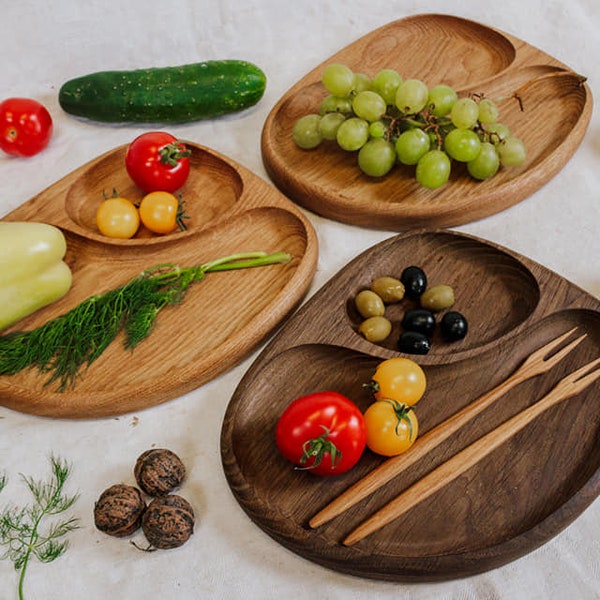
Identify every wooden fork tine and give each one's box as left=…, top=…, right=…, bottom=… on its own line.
left=541, top=332, right=587, bottom=366
left=520, top=327, right=583, bottom=369
left=515, top=328, right=585, bottom=380
left=560, top=355, right=600, bottom=392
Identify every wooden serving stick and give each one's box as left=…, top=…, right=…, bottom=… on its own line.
left=343, top=354, right=600, bottom=546
left=309, top=328, right=584, bottom=529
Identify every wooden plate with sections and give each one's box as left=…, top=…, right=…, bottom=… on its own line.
left=261, top=14, right=593, bottom=230
left=0, top=142, right=318, bottom=419
left=221, top=230, right=600, bottom=582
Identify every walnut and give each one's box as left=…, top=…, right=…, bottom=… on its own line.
left=134, top=449, right=186, bottom=497
left=94, top=484, right=146, bottom=538
left=141, top=494, right=194, bottom=549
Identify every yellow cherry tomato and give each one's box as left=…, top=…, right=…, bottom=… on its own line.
left=95, top=197, right=139, bottom=239
left=139, top=191, right=180, bottom=234
left=369, top=357, right=426, bottom=406
left=364, top=399, right=419, bottom=456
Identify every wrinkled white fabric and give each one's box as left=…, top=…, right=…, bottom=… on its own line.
left=0, top=0, right=598, bottom=598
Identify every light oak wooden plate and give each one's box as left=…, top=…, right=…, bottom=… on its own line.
left=221, top=230, right=600, bottom=581
left=0, top=142, right=318, bottom=419
left=262, top=14, right=593, bottom=229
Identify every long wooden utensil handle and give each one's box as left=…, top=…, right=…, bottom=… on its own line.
left=343, top=385, right=567, bottom=546
left=309, top=372, right=521, bottom=528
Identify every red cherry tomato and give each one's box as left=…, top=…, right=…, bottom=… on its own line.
left=275, top=391, right=366, bottom=476
left=0, top=98, right=53, bottom=157
left=125, top=131, right=190, bottom=193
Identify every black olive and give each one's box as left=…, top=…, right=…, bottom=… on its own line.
left=401, top=309, right=436, bottom=337
left=400, top=266, right=427, bottom=299
left=441, top=311, right=468, bottom=341
left=398, top=331, right=431, bottom=354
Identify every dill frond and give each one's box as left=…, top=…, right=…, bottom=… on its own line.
left=0, top=455, right=80, bottom=600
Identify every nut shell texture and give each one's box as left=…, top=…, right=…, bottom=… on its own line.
left=94, top=484, right=146, bottom=537
left=134, top=448, right=186, bottom=496
left=142, top=495, right=195, bottom=549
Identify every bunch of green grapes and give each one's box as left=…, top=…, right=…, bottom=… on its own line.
left=292, top=63, right=526, bottom=189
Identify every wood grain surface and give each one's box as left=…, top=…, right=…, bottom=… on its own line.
left=221, top=229, right=600, bottom=581
left=261, top=14, right=593, bottom=229
left=0, top=142, right=318, bottom=418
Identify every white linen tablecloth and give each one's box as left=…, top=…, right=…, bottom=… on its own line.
left=1, top=0, right=598, bottom=598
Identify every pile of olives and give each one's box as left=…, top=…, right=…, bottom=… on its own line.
left=354, top=265, right=468, bottom=355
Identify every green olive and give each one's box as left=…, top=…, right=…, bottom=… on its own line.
left=370, top=276, right=405, bottom=303
left=420, top=284, right=455, bottom=311
left=355, top=289, right=385, bottom=318
left=358, top=316, right=392, bottom=342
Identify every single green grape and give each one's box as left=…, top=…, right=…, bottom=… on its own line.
left=318, top=112, right=347, bottom=140
left=322, top=63, right=355, bottom=97
left=336, top=117, right=369, bottom=151
left=358, top=138, right=396, bottom=177
left=467, top=142, right=500, bottom=180
left=497, top=137, right=526, bottom=167
left=416, top=149, right=451, bottom=189
left=450, top=97, right=479, bottom=129
left=395, top=128, right=431, bottom=165
left=444, top=128, right=482, bottom=162
left=478, top=98, right=499, bottom=124
left=352, top=90, right=387, bottom=122
left=292, top=114, right=323, bottom=149
left=371, top=69, right=403, bottom=105
left=485, top=122, right=511, bottom=145
left=427, top=84, right=458, bottom=117
left=369, top=120, right=387, bottom=138
left=352, top=73, right=372, bottom=94
left=319, top=95, right=353, bottom=116
left=395, top=78, right=429, bottom=114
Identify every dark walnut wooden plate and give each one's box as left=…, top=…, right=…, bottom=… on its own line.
left=221, top=230, right=600, bottom=581
left=262, top=14, right=593, bottom=229
left=0, top=142, right=318, bottom=419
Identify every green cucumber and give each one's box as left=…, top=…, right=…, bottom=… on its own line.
left=58, top=60, right=267, bottom=123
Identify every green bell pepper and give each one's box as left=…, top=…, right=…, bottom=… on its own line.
left=0, top=221, right=72, bottom=330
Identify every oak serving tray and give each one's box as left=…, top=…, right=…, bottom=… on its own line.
left=221, top=230, right=600, bottom=581
left=0, top=142, right=318, bottom=419
left=262, top=14, right=593, bottom=229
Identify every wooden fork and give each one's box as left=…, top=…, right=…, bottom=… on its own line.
left=309, top=327, right=585, bottom=529
left=343, top=354, right=600, bottom=545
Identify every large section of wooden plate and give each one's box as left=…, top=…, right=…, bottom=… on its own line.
left=0, top=142, right=318, bottom=418
left=262, top=14, right=593, bottom=229
left=221, top=230, right=600, bottom=581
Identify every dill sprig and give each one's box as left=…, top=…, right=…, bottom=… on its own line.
left=0, top=250, right=291, bottom=391
left=0, top=455, right=79, bottom=600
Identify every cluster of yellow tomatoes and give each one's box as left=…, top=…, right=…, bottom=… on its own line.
left=95, top=190, right=184, bottom=239
left=363, top=357, right=426, bottom=457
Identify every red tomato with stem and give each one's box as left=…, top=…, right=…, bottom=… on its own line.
left=275, top=391, right=366, bottom=476
left=0, top=98, right=53, bottom=157
left=125, top=131, right=190, bottom=193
